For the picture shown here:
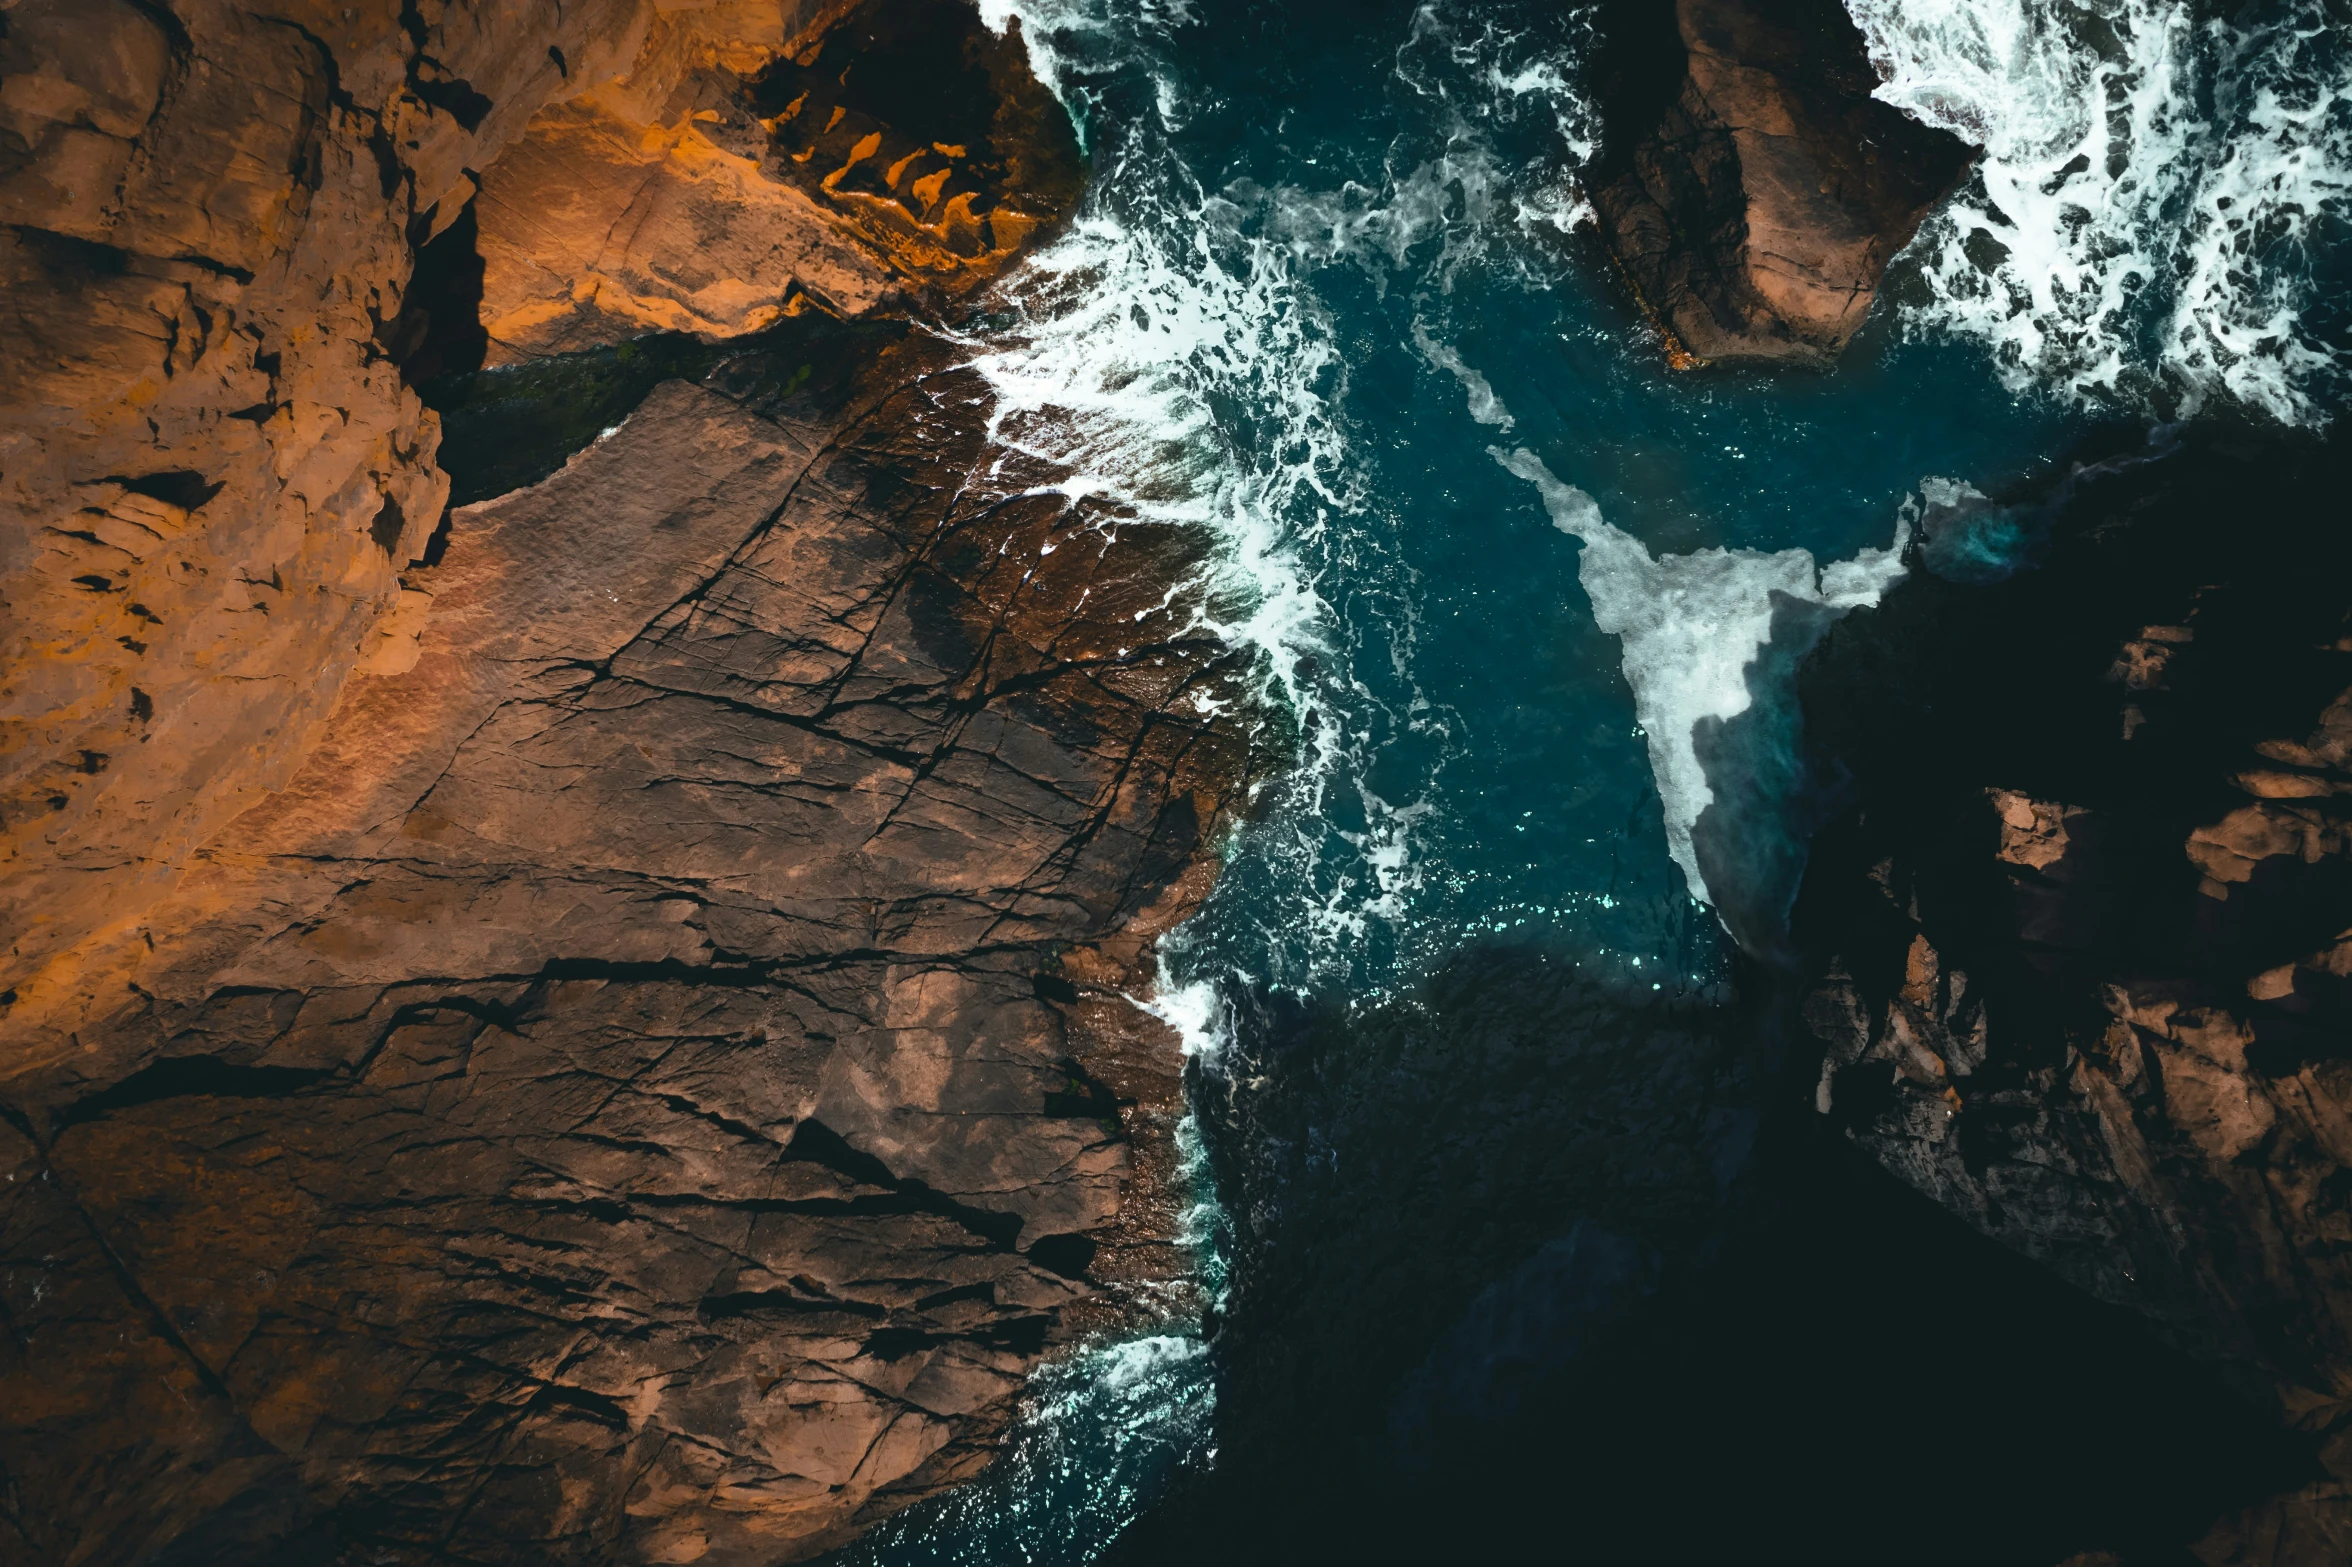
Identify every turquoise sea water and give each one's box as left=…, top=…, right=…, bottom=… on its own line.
left=829, top=0, right=2350, bottom=1559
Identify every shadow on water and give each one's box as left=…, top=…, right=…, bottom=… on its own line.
left=1092, top=944, right=2317, bottom=1567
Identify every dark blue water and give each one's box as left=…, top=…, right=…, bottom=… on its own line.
left=831, top=0, right=2348, bottom=1558
left=962, top=0, right=2080, bottom=994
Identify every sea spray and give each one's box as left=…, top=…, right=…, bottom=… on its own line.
left=1846, top=0, right=2352, bottom=424
left=822, top=1334, right=1217, bottom=1567
left=1492, top=447, right=1908, bottom=921
left=830, top=2, right=2115, bottom=1555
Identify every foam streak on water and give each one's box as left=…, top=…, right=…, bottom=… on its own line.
left=1493, top=448, right=1907, bottom=910
left=958, top=0, right=1612, bottom=992
left=832, top=2, right=2136, bottom=1560
left=1848, top=0, right=2352, bottom=424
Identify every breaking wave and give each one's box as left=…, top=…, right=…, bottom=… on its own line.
left=1848, top=0, right=2352, bottom=425
left=963, top=0, right=1611, bottom=990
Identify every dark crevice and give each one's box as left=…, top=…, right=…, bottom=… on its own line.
left=699, top=1289, right=887, bottom=1323
left=55, top=1056, right=335, bottom=1131
left=787, top=1119, right=1025, bottom=1249
left=104, top=470, right=223, bottom=512
left=1023, top=1232, right=1097, bottom=1280
left=389, top=195, right=487, bottom=387
left=369, top=492, right=408, bottom=555
left=1041, top=1057, right=1122, bottom=1123
left=409, top=74, right=492, bottom=131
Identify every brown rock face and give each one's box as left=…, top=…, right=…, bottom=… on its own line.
left=0, top=0, right=1072, bottom=1038
left=0, top=325, right=1256, bottom=1563
left=1, top=0, right=640, bottom=1025
left=1586, top=0, right=1971, bottom=366
left=474, top=0, right=1082, bottom=360
left=1795, top=432, right=2352, bottom=1563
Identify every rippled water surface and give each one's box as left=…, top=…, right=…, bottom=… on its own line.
left=829, top=0, right=2351, bottom=1560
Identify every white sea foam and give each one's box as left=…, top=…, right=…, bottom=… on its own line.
left=961, top=0, right=1627, bottom=985
left=955, top=214, right=1340, bottom=705
left=1412, top=319, right=1515, bottom=430
left=957, top=0, right=1459, bottom=985
left=1133, top=967, right=1232, bottom=1063
left=829, top=1326, right=1214, bottom=1565
left=1847, top=0, right=2352, bottom=424
left=1494, top=449, right=1907, bottom=910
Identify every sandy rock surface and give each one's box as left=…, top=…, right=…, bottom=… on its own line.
left=1, top=0, right=1071, bottom=1032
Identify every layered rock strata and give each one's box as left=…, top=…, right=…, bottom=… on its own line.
left=0, top=326, right=1255, bottom=1564
left=1796, top=430, right=2352, bottom=1564
left=1584, top=0, right=1971, bottom=366
left=472, top=0, right=1080, bottom=361
left=0, top=0, right=1071, bottom=1034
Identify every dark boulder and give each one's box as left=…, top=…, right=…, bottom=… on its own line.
left=1794, top=424, right=2352, bottom=1561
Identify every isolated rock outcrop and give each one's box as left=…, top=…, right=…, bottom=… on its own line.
left=474, top=0, right=1080, bottom=360
left=1584, top=0, right=1971, bottom=366
left=1796, top=429, right=2352, bottom=1564
left=0, top=0, right=1070, bottom=1037
left=0, top=324, right=1255, bottom=1564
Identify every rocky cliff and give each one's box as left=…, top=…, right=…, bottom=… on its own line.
left=1583, top=0, right=1971, bottom=366
left=1102, top=938, right=2305, bottom=1567
left=0, top=4, right=1240, bottom=1562
left=1796, top=428, right=2352, bottom=1564
left=0, top=320, right=1255, bottom=1563
left=1, top=0, right=1073, bottom=1031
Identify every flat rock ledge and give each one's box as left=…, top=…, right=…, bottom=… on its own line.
left=0, top=331, right=1258, bottom=1567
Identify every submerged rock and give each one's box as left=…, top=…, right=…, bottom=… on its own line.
left=1584, top=0, right=1972, bottom=367
left=1795, top=427, right=2352, bottom=1562
left=0, top=326, right=1259, bottom=1564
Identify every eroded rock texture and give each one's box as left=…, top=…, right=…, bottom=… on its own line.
left=4, top=0, right=641, bottom=1020
left=0, top=329, right=1255, bottom=1563
left=475, top=0, right=1080, bottom=360
left=0, top=0, right=1071, bottom=1039
left=1796, top=430, right=2352, bottom=1564
left=1585, top=0, right=1970, bottom=366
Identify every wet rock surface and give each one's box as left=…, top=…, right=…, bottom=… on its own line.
left=1584, top=0, right=1971, bottom=366
left=1795, top=427, right=2352, bottom=1563
left=0, top=324, right=1258, bottom=1565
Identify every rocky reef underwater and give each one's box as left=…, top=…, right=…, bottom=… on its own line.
left=3, top=1, right=2350, bottom=1564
